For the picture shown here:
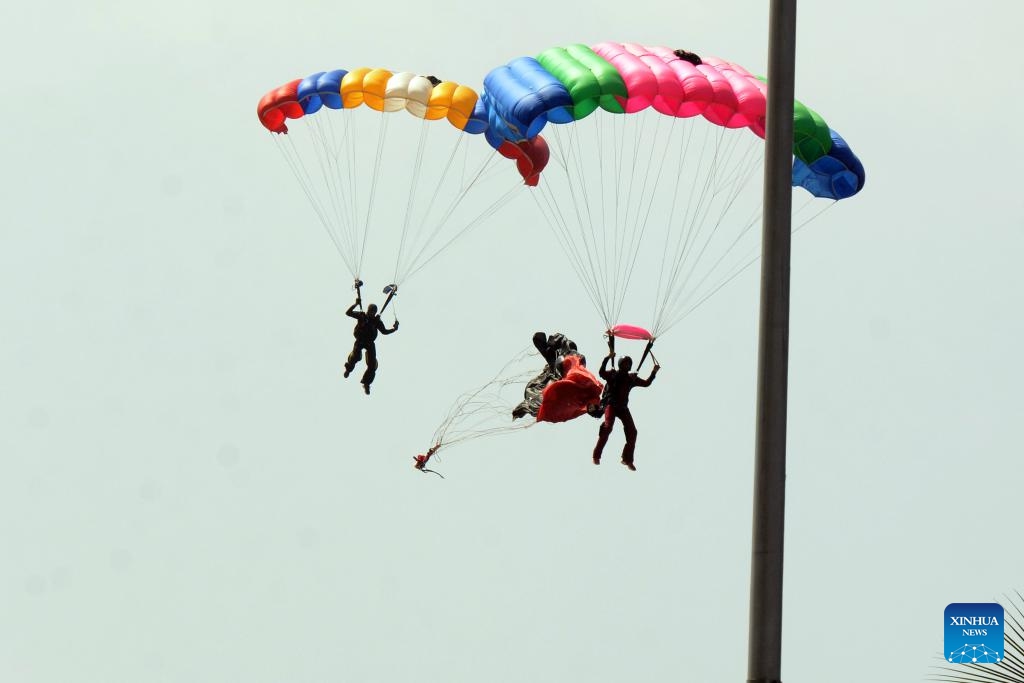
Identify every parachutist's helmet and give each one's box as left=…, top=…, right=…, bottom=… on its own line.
left=367, top=303, right=378, bottom=316
left=618, top=356, right=633, bottom=371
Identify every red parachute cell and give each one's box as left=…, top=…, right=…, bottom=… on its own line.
left=497, top=137, right=550, bottom=186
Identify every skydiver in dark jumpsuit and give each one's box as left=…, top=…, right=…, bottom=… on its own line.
left=531, top=331, right=583, bottom=376
left=343, top=298, right=398, bottom=395
left=593, top=354, right=659, bottom=470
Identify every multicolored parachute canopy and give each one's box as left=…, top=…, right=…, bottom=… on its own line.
left=479, top=42, right=864, bottom=200
left=256, top=64, right=549, bottom=291
left=257, top=68, right=549, bottom=187
left=258, top=68, right=489, bottom=135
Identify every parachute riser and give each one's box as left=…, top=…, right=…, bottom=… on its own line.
left=636, top=340, right=656, bottom=372
left=380, top=283, right=398, bottom=315
left=354, top=278, right=364, bottom=311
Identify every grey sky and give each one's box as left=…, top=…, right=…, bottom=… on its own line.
left=2, top=1, right=1022, bottom=681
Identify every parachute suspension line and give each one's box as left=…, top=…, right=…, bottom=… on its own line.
left=671, top=137, right=764, bottom=312
left=399, top=151, right=520, bottom=282
left=403, top=180, right=524, bottom=284
left=398, top=146, right=499, bottom=283
left=659, top=132, right=763, bottom=324
left=392, top=117, right=432, bottom=284
left=657, top=198, right=837, bottom=337
left=613, top=111, right=627, bottom=263
left=594, top=113, right=610, bottom=317
left=652, top=129, right=740, bottom=332
left=536, top=177, right=608, bottom=318
left=308, top=114, right=358, bottom=270
left=611, top=112, right=648, bottom=320
left=430, top=347, right=538, bottom=452
left=613, top=112, right=678, bottom=329
left=394, top=131, right=468, bottom=282
left=344, top=110, right=361, bottom=274
left=357, top=111, right=390, bottom=279
left=548, top=120, right=610, bottom=323
left=323, top=111, right=364, bottom=274
left=531, top=168, right=607, bottom=314
left=651, top=118, right=697, bottom=334
left=659, top=132, right=765, bottom=330
left=651, top=124, right=724, bottom=333
left=273, top=133, right=355, bottom=275
left=460, top=133, right=470, bottom=188
left=531, top=183, right=610, bottom=327
left=792, top=194, right=835, bottom=228
left=652, top=125, right=732, bottom=333
left=565, top=119, right=613, bottom=321
left=549, top=124, right=615, bottom=326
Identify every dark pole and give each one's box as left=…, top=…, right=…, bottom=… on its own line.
left=747, top=1, right=797, bottom=683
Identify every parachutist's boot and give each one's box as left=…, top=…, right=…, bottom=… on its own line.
left=593, top=455, right=601, bottom=465
left=621, top=457, right=636, bottom=471
left=363, top=383, right=371, bottom=395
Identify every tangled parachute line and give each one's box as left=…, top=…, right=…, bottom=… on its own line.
left=414, top=347, right=541, bottom=475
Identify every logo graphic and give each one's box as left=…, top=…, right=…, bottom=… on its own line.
left=945, top=603, right=1004, bottom=664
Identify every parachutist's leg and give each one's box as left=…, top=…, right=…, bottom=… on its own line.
left=361, top=343, right=378, bottom=387
left=620, top=408, right=637, bottom=470
left=593, top=407, right=615, bottom=464
left=344, top=341, right=363, bottom=378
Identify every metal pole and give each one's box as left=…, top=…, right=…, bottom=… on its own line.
left=747, top=1, right=797, bottom=683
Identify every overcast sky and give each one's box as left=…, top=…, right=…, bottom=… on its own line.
left=2, top=1, right=1022, bottom=681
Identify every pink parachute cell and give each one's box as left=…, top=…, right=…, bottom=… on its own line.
left=610, top=324, right=653, bottom=341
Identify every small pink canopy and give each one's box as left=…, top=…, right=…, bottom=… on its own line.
left=611, top=324, right=653, bottom=341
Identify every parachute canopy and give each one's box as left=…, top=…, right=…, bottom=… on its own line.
left=479, top=42, right=864, bottom=199
left=258, top=69, right=489, bottom=135
left=536, top=355, right=603, bottom=423
left=479, top=42, right=865, bottom=339
left=611, top=324, right=654, bottom=341
left=256, top=64, right=546, bottom=293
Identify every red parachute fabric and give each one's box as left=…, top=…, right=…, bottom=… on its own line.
left=536, top=355, right=603, bottom=423
left=497, top=137, right=550, bottom=186
left=257, top=79, right=304, bottom=134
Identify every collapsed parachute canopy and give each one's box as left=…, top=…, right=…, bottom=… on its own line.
left=512, top=332, right=603, bottom=423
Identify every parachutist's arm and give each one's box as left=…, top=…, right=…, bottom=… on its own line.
left=346, top=303, right=360, bottom=319
left=634, top=366, right=659, bottom=387
left=379, top=318, right=398, bottom=335
left=599, top=355, right=614, bottom=380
